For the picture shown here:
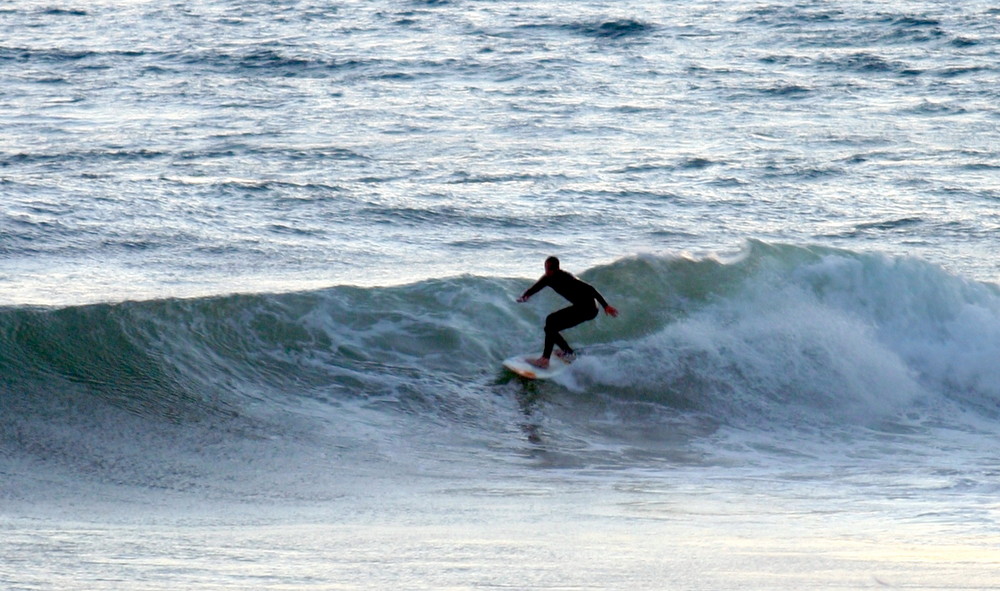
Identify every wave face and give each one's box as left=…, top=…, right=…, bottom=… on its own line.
left=3, top=242, right=1000, bottom=495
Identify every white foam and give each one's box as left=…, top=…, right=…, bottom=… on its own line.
left=574, top=250, right=1000, bottom=425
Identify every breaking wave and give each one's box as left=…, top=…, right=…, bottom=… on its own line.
left=3, top=241, right=999, bottom=482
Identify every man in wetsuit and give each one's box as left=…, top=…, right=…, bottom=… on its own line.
left=516, top=256, right=619, bottom=369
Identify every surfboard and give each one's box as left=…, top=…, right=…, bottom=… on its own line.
left=502, top=353, right=571, bottom=380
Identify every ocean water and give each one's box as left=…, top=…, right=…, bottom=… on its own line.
left=2, top=0, right=1000, bottom=588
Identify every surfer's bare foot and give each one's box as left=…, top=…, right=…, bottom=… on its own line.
left=527, top=357, right=550, bottom=369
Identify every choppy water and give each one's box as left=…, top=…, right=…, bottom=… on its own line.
left=3, top=1, right=1000, bottom=589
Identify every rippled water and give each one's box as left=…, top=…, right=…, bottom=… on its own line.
left=3, top=0, right=999, bottom=304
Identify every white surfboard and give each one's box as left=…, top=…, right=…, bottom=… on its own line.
left=502, top=353, right=571, bottom=380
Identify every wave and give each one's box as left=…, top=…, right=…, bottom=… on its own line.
left=0, top=277, right=523, bottom=425
left=573, top=243, right=1000, bottom=424
left=5, top=241, right=1000, bottom=496
left=3, top=242, right=999, bottom=440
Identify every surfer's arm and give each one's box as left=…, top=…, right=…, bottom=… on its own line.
left=590, top=286, right=619, bottom=317
left=517, top=276, right=549, bottom=302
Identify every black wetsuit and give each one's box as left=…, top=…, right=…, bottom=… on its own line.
left=520, top=269, right=610, bottom=358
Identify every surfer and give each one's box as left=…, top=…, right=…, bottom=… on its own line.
left=516, top=256, right=618, bottom=369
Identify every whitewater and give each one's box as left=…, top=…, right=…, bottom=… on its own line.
left=3, top=0, right=1000, bottom=589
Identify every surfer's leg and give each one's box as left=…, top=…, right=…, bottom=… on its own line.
left=542, top=327, right=568, bottom=359
left=543, top=308, right=573, bottom=358
left=544, top=305, right=597, bottom=357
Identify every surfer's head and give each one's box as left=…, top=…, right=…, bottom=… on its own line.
left=544, top=256, right=560, bottom=275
